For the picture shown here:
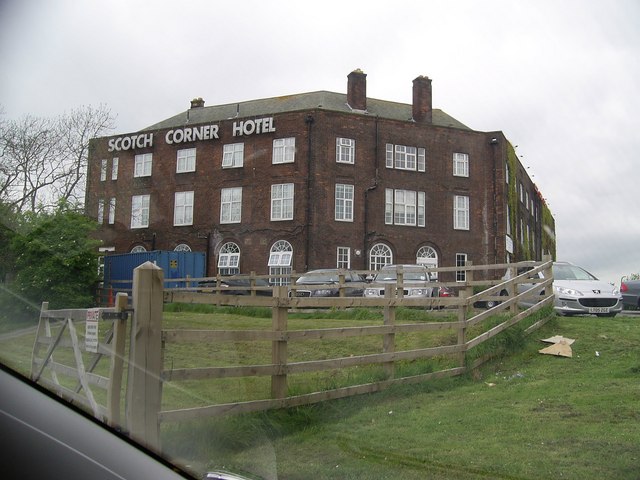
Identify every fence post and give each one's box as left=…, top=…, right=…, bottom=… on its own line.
left=383, top=284, right=396, bottom=379
left=271, top=286, right=288, bottom=399
left=508, top=263, right=518, bottom=314
left=542, top=254, right=554, bottom=303
left=106, top=292, right=129, bottom=427
left=457, top=261, right=473, bottom=368
left=126, top=261, right=163, bottom=452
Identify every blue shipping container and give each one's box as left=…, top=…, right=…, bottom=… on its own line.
left=104, top=250, right=206, bottom=290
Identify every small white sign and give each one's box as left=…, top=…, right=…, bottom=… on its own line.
left=85, top=309, right=100, bottom=353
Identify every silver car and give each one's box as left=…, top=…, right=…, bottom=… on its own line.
left=364, top=264, right=434, bottom=298
left=520, top=262, right=622, bottom=317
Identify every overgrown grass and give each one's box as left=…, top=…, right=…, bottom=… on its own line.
left=161, top=312, right=640, bottom=480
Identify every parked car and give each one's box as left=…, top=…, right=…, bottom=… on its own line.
left=363, top=264, right=435, bottom=298
left=291, top=269, right=365, bottom=297
left=519, top=262, right=623, bottom=317
left=198, top=277, right=273, bottom=296
left=620, top=279, right=640, bottom=309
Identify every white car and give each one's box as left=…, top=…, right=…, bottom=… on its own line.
left=520, top=262, right=623, bottom=317
left=364, top=264, right=435, bottom=298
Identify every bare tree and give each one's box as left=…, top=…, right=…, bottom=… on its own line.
left=0, top=105, right=115, bottom=213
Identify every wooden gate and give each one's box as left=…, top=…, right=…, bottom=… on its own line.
left=30, top=292, right=129, bottom=426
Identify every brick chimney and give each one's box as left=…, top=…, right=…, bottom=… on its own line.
left=190, top=97, right=205, bottom=109
left=347, top=69, right=367, bottom=111
left=412, top=76, right=432, bottom=123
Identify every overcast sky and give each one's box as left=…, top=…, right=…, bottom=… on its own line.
left=1, top=0, right=638, bottom=284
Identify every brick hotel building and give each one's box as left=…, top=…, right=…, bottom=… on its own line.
left=86, top=70, right=555, bottom=281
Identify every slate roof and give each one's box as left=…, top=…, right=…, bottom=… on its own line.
left=143, top=91, right=471, bottom=131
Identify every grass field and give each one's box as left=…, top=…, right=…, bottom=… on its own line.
left=2, top=307, right=638, bottom=479
left=159, top=312, right=640, bottom=480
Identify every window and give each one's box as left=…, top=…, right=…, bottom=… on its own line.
left=222, top=143, right=244, bottom=168
left=174, top=191, right=194, bottom=226
left=111, top=158, right=119, bottom=180
left=218, top=242, right=240, bottom=275
left=97, top=199, right=104, bottom=224
left=369, top=243, right=393, bottom=270
left=100, top=160, right=107, bottom=181
left=131, top=245, right=147, bottom=253
left=271, top=183, right=294, bottom=220
left=385, top=144, right=426, bottom=172
left=176, top=148, right=196, bottom=173
left=337, top=247, right=351, bottom=269
left=220, top=187, right=242, bottom=224
left=134, top=153, right=152, bottom=177
left=456, top=253, right=468, bottom=282
left=130, top=194, right=150, bottom=228
left=174, top=244, right=191, bottom=252
left=108, top=197, right=116, bottom=225
left=453, top=195, right=469, bottom=230
left=505, top=161, right=509, bottom=184
left=335, top=184, right=354, bottom=221
left=272, top=137, right=295, bottom=164
left=453, top=152, right=469, bottom=177
left=336, top=137, right=355, bottom=164
left=385, top=189, right=425, bottom=226
left=268, top=240, right=293, bottom=285
left=416, top=246, right=438, bottom=273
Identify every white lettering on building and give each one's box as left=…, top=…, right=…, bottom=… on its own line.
left=107, top=133, right=154, bottom=152
left=232, top=117, right=276, bottom=137
left=165, top=124, right=220, bottom=145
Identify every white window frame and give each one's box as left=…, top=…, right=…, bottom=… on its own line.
left=176, top=148, right=196, bottom=173
left=336, top=137, right=355, bottom=164
left=369, top=243, right=393, bottom=270
left=271, top=183, right=294, bottom=221
left=385, top=188, right=425, bottom=227
left=453, top=152, right=469, bottom=177
left=108, top=197, right=116, bottom=225
left=453, top=195, right=470, bottom=230
left=456, top=253, right=468, bottom=282
left=222, top=143, right=244, bottom=168
left=272, top=137, right=295, bottom=164
left=220, top=187, right=242, bottom=224
left=218, top=242, right=240, bottom=275
left=174, top=244, right=191, bottom=252
left=335, top=184, right=354, bottom=222
left=268, top=240, right=293, bottom=285
left=134, top=153, right=152, bottom=177
left=174, top=191, right=194, bottom=226
left=100, top=159, right=107, bottom=181
left=111, top=157, right=119, bottom=180
left=385, top=144, right=426, bottom=172
left=97, top=199, right=105, bottom=224
left=131, top=194, right=150, bottom=229
left=416, top=246, right=438, bottom=271
left=337, top=246, right=351, bottom=269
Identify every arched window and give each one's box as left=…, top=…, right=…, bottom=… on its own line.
left=218, top=242, right=240, bottom=275
left=268, top=240, right=293, bottom=285
left=174, top=243, right=191, bottom=252
left=417, top=245, right=438, bottom=279
left=369, top=243, right=392, bottom=270
left=131, top=245, right=147, bottom=253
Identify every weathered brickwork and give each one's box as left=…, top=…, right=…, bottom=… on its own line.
left=87, top=71, right=553, bottom=280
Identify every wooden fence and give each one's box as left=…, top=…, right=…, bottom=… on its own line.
left=35, top=259, right=554, bottom=450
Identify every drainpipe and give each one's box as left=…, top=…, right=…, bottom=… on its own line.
left=363, top=115, right=380, bottom=268
left=305, top=114, right=314, bottom=272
